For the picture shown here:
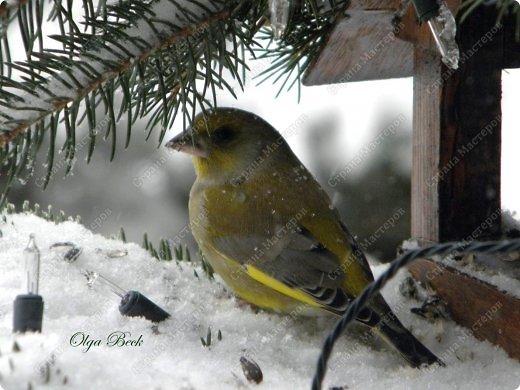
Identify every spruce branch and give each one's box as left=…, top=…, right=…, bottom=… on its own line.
left=0, top=0, right=265, bottom=206
left=0, top=0, right=29, bottom=22
left=0, top=1, right=257, bottom=146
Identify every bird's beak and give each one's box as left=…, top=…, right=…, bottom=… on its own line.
left=165, top=131, right=208, bottom=158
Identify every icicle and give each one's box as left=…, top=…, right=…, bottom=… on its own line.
left=427, top=1, right=459, bottom=69
left=269, top=0, right=290, bottom=40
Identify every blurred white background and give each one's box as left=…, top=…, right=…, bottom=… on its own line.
left=3, top=6, right=519, bottom=259
left=7, top=66, right=519, bottom=259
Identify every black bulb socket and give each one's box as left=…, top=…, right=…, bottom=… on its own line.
left=13, top=294, right=44, bottom=333
left=119, top=290, right=170, bottom=323
left=412, top=0, right=440, bottom=22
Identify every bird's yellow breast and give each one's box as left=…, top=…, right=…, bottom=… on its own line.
left=189, top=162, right=373, bottom=313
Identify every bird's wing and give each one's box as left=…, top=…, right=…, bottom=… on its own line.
left=212, top=225, right=354, bottom=314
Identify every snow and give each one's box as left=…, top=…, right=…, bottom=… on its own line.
left=440, top=254, right=520, bottom=300
left=1, top=214, right=519, bottom=390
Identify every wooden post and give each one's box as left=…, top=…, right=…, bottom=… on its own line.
left=438, top=6, right=503, bottom=241
left=412, top=4, right=503, bottom=242
left=412, top=31, right=443, bottom=242
left=409, top=6, right=520, bottom=360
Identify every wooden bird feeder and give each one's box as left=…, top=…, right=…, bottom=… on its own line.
left=303, top=1, right=520, bottom=360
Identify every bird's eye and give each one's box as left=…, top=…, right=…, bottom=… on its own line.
left=212, top=126, right=235, bottom=144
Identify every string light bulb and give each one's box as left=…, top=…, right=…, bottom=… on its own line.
left=13, top=234, right=44, bottom=333
left=82, top=270, right=170, bottom=323
left=411, top=0, right=460, bottom=69
left=49, top=242, right=171, bottom=323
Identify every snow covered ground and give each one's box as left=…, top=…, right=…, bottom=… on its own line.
left=0, top=213, right=519, bottom=390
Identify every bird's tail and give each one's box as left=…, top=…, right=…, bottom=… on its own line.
left=375, top=315, right=444, bottom=368
left=359, top=295, right=444, bottom=368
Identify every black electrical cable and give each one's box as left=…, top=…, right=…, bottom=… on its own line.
left=311, top=239, right=520, bottom=390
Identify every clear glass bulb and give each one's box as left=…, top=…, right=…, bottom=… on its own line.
left=22, top=234, right=40, bottom=295
left=82, top=270, right=126, bottom=298
left=269, top=0, right=290, bottom=39
left=427, top=2, right=459, bottom=70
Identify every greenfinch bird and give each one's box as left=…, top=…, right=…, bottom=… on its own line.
left=166, top=107, right=443, bottom=368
